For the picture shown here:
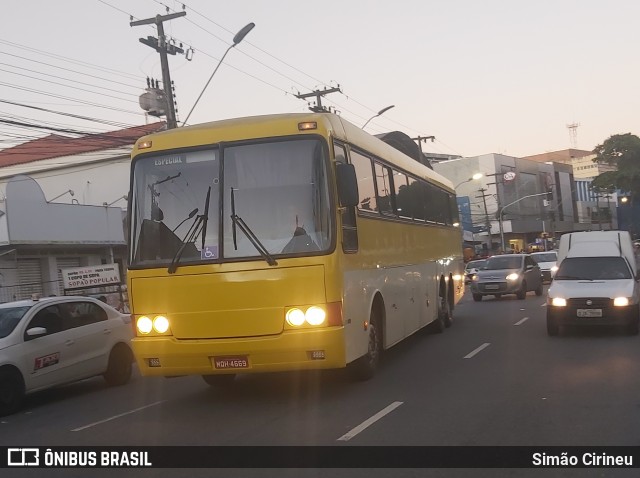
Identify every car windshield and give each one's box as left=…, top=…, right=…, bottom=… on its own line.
left=482, top=256, right=523, bottom=270
left=531, top=252, right=557, bottom=263
left=555, top=257, right=632, bottom=280
left=0, top=306, right=31, bottom=338
left=465, top=260, right=486, bottom=271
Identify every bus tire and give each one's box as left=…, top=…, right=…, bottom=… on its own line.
left=349, top=307, right=382, bottom=381
left=202, top=374, right=236, bottom=387
left=444, top=275, right=454, bottom=327
left=429, top=307, right=446, bottom=334
left=0, top=368, right=24, bottom=417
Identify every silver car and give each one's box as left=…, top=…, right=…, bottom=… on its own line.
left=470, top=254, right=544, bottom=301
left=530, top=251, right=558, bottom=283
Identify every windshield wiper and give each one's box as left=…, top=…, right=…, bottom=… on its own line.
left=168, top=186, right=211, bottom=274
left=230, top=187, right=277, bottom=266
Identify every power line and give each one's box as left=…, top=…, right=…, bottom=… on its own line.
left=0, top=83, right=144, bottom=117
left=0, top=100, right=138, bottom=129
left=0, top=38, right=143, bottom=82
left=0, top=67, right=139, bottom=104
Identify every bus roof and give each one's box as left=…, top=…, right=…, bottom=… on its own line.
left=133, top=113, right=454, bottom=192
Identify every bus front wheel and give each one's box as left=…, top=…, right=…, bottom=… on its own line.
left=349, top=309, right=382, bottom=381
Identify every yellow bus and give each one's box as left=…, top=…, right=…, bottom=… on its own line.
left=127, top=113, right=464, bottom=385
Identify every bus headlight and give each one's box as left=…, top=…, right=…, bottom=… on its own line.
left=137, top=316, right=153, bottom=334
left=551, top=297, right=567, bottom=307
left=305, top=306, right=326, bottom=326
left=613, top=297, right=630, bottom=307
left=286, top=308, right=306, bottom=326
left=153, top=315, right=170, bottom=333
left=136, top=315, right=171, bottom=335
left=506, top=273, right=519, bottom=281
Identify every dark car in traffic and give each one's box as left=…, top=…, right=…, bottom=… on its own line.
left=470, top=254, right=543, bottom=301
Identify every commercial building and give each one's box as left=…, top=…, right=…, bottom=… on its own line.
left=434, top=154, right=576, bottom=253
left=0, top=122, right=164, bottom=301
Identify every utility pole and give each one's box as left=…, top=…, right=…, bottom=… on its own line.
left=476, top=188, right=494, bottom=252
left=295, top=87, right=341, bottom=113
left=131, top=12, right=186, bottom=129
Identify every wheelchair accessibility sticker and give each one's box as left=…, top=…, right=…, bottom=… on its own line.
left=201, top=245, right=218, bottom=260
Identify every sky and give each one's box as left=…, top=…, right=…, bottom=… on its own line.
left=1, top=0, right=639, bottom=158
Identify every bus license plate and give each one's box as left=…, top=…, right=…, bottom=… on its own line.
left=577, top=309, right=602, bottom=318
left=213, top=356, right=249, bottom=369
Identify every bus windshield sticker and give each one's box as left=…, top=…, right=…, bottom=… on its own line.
left=201, top=245, right=218, bottom=260
left=153, top=155, right=185, bottom=167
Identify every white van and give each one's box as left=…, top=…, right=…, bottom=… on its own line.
left=547, top=231, right=640, bottom=336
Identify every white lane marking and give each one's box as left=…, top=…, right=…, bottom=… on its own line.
left=337, top=401, right=403, bottom=441
left=71, top=400, right=166, bottom=432
left=514, top=317, right=529, bottom=326
left=464, top=343, right=490, bottom=359
left=541, top=303, right=547, bottom=307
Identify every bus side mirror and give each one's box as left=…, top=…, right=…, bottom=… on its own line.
left=336, top=163, right=358, bottom=207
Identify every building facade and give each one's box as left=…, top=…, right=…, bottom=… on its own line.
left=434, top=154, right=577, bottom=253
left=0, top=122, right=164, bottom=302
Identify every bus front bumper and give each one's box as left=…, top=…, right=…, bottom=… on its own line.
left=131, top=327, right=346, bottom=376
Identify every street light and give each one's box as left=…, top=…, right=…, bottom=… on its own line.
left=499, top=192, right=551, bottom=252
left=182, top=22, right=255, bottom=126
left=454, top=173, right=484, bottom=189
left=362, top=105, right=395, bottom=129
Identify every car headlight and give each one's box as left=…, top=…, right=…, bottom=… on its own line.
left=613, top=297, right=630, bottom=307
left=550, top=265, right=559, bottom=272
left=551, top=297, right=567, bottom=307
left=506, top=273, right=519, bottom=281
left=472, top=275, right=479, bottom=281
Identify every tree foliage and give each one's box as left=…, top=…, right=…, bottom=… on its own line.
left=591, top=133, right=640, bottom=196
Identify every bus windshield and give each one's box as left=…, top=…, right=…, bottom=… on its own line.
left=130, top=138, right=332, bottom=267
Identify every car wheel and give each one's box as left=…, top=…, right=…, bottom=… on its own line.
left=349, top=307, right=382, bottom=381
left=0, top=369, right=24, bottom=417
left=535, top=281, right=543, bottom=296
left=104, top=343, right=133, bottom=386
left=472, top=293, right=483, bottom=302
left=202, top=374, right=236, bottom=387
left=516, top=282, right=527, bottom=300
left=547, top=314, right=559, bottom=336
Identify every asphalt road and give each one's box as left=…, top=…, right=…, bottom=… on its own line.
left=2, top=287, right=640, bottom=477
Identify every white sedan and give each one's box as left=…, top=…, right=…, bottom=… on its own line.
left=0, top=296, right=133, bottom=416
